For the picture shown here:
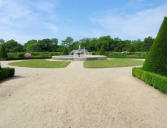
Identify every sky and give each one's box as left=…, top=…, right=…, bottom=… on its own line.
left=0, top=0, right=167, bottom=44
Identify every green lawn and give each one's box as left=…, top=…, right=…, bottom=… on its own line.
left=84, top=58, right=144, bottom=68
left=9, top=60, right=70, bottom=68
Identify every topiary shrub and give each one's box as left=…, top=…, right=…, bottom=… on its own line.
left=0, top=68, right=15, bottom=81
left=143, top=17, right=167, bottom=76
left=0, top=44, right=7, bottom=59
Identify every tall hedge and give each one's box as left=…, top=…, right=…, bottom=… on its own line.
left=143, top=17, right=167, bottom=76
left=0, top=44, right=7, bottom=59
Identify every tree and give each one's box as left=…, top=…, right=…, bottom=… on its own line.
left=131, top=39, right=143, bottom=52
left=97, top=36, right=111, bottom=51
left=24, top=40, right=39, bottom=52
left=51, top=38, right=58, bottom=51
left=142, top=36, right=154, bottom=51
left=24, top=38, right=58, bottom=52
left=62, top=37, right=74, bottom=47
left=4, top=39, right=24, bottom=52
left=143, top=17, right=167, bottom=76
left=72, top=41, right=79, bottom=50
left=62, top=47, right=69, bottom=55
left=38, top=39, right=53, bottom=52
left=98, top=46, right=105, bottom=55
left=122, top=40, right=132, bottom=52
left=79, top=38, right=97, bottom=51
left=0, top=39, right=5, bottom=44
left=51, top=38, right=58, bottom=46
left=0, top=44, right=7, bottom=59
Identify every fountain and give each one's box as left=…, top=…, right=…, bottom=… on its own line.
left=52, top=45, right=107, bottom=61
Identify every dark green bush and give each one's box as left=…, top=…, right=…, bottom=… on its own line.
left=7, top=52, right=25, bottom=60
left=7, top=52, right=63, bottom=60
left=0, top=68, right=15, bottom=81
left=0, top=44, right=7, bottom=59
left=132, top=67, right=167, bottom=93
left=143, top=17, right=167, bottom=76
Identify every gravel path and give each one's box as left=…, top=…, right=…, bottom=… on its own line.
left=0, top=60, right=167, bottom=128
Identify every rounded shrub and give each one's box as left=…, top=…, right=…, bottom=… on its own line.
left=0, top=68, right=15, bottom=81
left=24, top=53, right=32, bottom=58
left=0, top=44, right=7, bottom=59
left=143, top=17, right=167, bottom=76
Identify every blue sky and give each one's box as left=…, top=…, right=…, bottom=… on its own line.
left=0, top=0, right=167, bottom=44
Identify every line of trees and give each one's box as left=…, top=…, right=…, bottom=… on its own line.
left=0, top=36, right=154, bottom=53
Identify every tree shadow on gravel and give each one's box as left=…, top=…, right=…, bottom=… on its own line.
left=0, top=75, right=25, bottom=84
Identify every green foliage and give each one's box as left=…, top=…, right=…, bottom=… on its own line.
left=0, top=35, right=154, bottom=55
left=38, top=39, right=53, bottom=52
left=9, top=60, right=70, bottom=68
left=143, top=36, right=154, bottom=51
left=77, top=36, right=154, bottom=53
left=98, top=46, right=105, bottom=55
left=51, top=38, right=58, bottom=51
left=24, top=40, right=40, bottom=52
left=131, top=39, right=143, bottom=52
left=80, top=38, right=98, bottom=51
left=0, top=44, right=7, bottom=59
left=91, top=52, right=147, bottom=59
left=143, top=17, right=167, bottom=76
left=132, top=68, right=167, bottom=93
left=4, top=39, right=24, bottom=52
left=7, top=52, right=25, bottom=59
left=7, top=52, right=63, bottom=60
left=62, top=47, right=69, bottom=55
left=107, top=52, right=147, bottom=58
left=0, top=39, right=5, bottom=44
left=0, top=68, right=15, bottom=81
left=84, top=58, right=144, bottom=68
left=24, top=38, right=58, bottom=52
left=62, top=37, right=74, bottom=46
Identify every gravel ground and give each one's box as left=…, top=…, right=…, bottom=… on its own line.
left=0, top=60, right=167, bottom=128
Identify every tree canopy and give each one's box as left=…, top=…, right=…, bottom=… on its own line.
left=1, top=36, right=154, bottom=53
left=0, top=39, right=5, bottom=44
left=4, top=40, right=24, bottom=52
left=62, top=37, right=74, bottom=47
left=0, top=44, right=7, bottom=59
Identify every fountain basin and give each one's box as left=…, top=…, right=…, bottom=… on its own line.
left=52, top=55, right=107, bottom=61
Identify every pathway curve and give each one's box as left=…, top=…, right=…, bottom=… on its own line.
left=0, top=60, right=167, bottom=128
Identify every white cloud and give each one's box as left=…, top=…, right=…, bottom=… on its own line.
left=0, top=0, right=59, bottom=43
left=35, top=0, right=59, bottom=13
left=90, top=2, right=167, bottom=40
left=45, top=23, right=59, bottom=34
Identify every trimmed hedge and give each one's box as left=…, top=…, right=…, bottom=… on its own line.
left=132, top=67, right=167, bottom=93
left=92, top=52, right=147, bottom=58
left=3, top=52, right=147, bottom=60
left=7, top=52, right=63, bottom=60
left=0, top=68, right=15, bottom=81
left=107, top=52, right=147, bottom=58
left=143, top=17, right=167, bottom=76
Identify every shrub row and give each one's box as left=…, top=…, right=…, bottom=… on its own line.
left=7, top=52, right=63, bottom=60
left=1, top=51, right=147, bottom=60
left=92, top=52, right=147, bottom=58
left=107, top=52, right=147, bottom=58
left=0, top=68, right=15, bottom=81
left=132, top=67, right=167, bottom=93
